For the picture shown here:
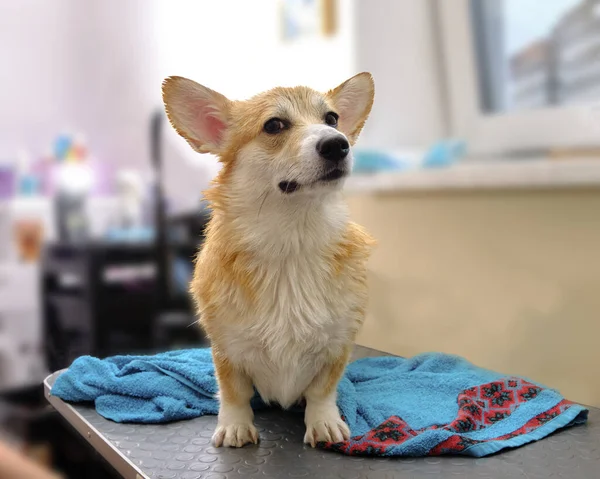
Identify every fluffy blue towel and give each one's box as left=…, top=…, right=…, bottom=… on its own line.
left=51, top=348, right=588, bottom=457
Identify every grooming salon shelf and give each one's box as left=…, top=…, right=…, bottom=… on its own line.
left=45, top=346, right=599, bottom=479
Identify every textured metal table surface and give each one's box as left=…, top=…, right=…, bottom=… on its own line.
left=45, top=346, right=600, bottom=479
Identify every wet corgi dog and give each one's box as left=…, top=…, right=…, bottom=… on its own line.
left=162, top=73, right=375, bottom=447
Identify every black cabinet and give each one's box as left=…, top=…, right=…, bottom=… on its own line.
left=42, top=242, right=159, bottom=371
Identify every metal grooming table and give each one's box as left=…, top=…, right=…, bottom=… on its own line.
left=45, top=346, right=599, bottom=479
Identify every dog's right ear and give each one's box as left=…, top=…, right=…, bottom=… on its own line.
left=162, top=77, right=231, bottom=154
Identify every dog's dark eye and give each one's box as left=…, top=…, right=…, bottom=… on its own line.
left=325, top=112, right=338, bottom=127
left=264, top=118, right=286, bottom=134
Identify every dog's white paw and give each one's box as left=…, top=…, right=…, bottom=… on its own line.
left=304, top=416, right=350, bottom=447
left=212, top=423, right=259, bottom=448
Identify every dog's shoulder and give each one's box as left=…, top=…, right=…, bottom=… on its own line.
left=329, top=221, right=375, bottom=273
left=345, top=221, right=376, bottom=255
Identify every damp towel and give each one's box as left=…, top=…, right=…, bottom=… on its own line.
left=51, top=348, right=588, bottom=457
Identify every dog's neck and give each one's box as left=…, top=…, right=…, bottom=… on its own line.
left=210, top=187, right=349, bottom=258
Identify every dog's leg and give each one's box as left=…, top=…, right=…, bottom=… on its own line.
left=303, top=348, right=351, bottom=447
left=212, top=352, right=258, bottom=447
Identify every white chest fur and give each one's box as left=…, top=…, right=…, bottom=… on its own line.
left=216, top=194, right=358, bottom=408
left=221, top=250, right=356, bottom=408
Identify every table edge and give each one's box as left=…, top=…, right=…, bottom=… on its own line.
left=44, top=373, right=147, bottom=479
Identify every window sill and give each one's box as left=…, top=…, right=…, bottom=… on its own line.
left=344, top=159, right=600, bottom=194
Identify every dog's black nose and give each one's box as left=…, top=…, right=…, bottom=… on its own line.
left=317, top=136, right=350, bottom=164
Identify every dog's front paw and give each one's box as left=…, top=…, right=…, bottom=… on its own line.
left=212, top=422, right=259, bottom=448
left=304, top=416, right=350, bottom=447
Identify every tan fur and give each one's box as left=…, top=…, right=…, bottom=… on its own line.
left=212, top=352, right=247, bottom=405
left=163, top=73, right=375, bottom=448
left=327, top=76, right=375, bottom=144
left=322, top=345, right=352, bottom=398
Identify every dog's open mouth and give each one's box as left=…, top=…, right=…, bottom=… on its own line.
left=278, top=181, right=300, bottom=194
left=278, top=169, right=347, bottom=194
left=318, top=168, right=346, bottom=182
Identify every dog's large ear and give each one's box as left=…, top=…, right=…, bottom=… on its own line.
left=327, top=72, right=374, bottom=144
left=162, top=76, right=231, bottom=154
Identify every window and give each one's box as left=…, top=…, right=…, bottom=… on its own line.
left=473, top=0, right=600, bottom=113
left=438, top=0, right=600, bottom=155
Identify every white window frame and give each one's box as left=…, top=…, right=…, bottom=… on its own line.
left=437, top=0, right=600, bottom=156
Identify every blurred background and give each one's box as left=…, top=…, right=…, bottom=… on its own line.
left=1, top=0, right=600, bottom=476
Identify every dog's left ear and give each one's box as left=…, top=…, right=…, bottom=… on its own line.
left=162, top=76, right=231, bottom=155
left=327, top=72, right=375, bottom=144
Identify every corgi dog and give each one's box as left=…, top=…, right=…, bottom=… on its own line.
left=162, top=73, right=375, bottom=448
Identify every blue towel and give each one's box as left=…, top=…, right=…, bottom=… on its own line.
left=51, top=349, right=588, bottom=457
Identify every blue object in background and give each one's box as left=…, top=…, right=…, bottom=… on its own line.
left=173, top=257, right=193, bottom=295
left=352, top=149, right=407, bottom=174
left=352, top=140, right=466, bottom=176
left=422, top=139, right=466, bottom=168
left=18, top=174, right=40, bottom=196
left=105, top=227, right=154, bottom=243
left=53, top=135, right=72, bottom=161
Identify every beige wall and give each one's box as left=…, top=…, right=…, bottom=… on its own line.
left=348, top=188, right=600, bottom=407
